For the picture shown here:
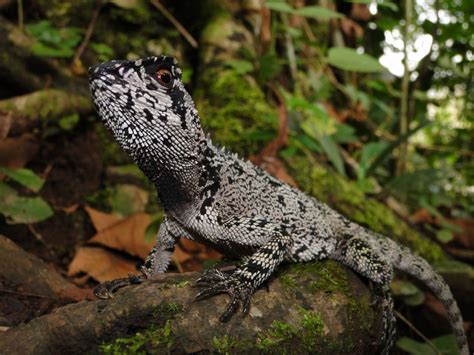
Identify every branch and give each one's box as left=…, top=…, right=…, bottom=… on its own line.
left=0, top=260, right=383, bottom=353
left=0, top=89, right=92, bottom=136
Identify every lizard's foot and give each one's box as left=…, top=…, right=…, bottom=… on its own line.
left=195, top=269, right=253, bottom=322
left=94, top=273, right=145, bottom=299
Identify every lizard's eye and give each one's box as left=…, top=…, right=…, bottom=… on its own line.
left=155, top=68, right=173, bottom=87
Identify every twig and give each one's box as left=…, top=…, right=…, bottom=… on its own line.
left=394, top=310, right=442, bottom=355
left=280, top=14, right=297, bottom=81
left=149, top=0, right=198, bottom=48
left=396, top=0, right=412, bottom=175
left=17, top=0, right=23, bottom=31
left=0, top=288, right=54, bottom=299
left=71, top=0, right=102, bottom=67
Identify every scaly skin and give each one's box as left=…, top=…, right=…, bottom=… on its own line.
left=89, top=56, right=468, bottom=354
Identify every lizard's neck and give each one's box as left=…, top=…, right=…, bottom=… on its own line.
left=135, top=132, right=218, bottom=219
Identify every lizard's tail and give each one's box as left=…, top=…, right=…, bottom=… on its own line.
left=393, top=245, right=469, bottom=355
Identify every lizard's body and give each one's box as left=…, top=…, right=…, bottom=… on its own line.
left=89, top=56, right=468, bottom=354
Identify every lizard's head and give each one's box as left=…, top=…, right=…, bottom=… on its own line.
left=89, top=56, right=203, bottom=174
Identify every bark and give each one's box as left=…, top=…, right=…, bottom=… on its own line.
left=0, top=235, right=89, bottom=301
left=0, top=262, right=383, bottom=354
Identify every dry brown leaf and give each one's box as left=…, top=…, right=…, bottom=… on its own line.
left=89, top=212, right=154, bottom=259
left=448, top=218, right=474, bottom=249
left=179, top=238, right=206, bottom=253
left=62, top=204, right=79, bottom=214
left=68, top=246, right=138, bottom=282
left=0, top=133, right=38, bottom=169
left=85, top=206, right=122, bottom=232
left=173, top=244, right=193, bottom=263
left=0, top=111, right=12, bottom=141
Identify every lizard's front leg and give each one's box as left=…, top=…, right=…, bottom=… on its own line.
left=94, top=217, right=182, bottom=299
left=195, top=222, right=292, bottom=322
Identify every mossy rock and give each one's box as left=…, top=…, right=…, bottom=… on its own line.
left=195, top=68, right=277, bottom=157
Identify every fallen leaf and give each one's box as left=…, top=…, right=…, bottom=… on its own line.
left=448, top=218, right=474, bottom=249
left=85, top=206, right=122, bottom=232
left=68, top=246, right=138, bottom=282
left=0, top=111, right=12, bottom=140
left=62, top=204, right=79, bottom=214
left=89, top=212, right=154, bottom=259
left=0, top=133, right=38, bottom=169
left=179, top=238, right=206, bottom=254
left=173, top=244, right=193, bottom=264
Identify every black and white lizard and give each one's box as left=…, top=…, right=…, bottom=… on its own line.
left=89, top=56, right=468, bottom=354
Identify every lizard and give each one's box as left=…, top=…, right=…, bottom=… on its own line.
left=88, top=55, right=469, bottom=354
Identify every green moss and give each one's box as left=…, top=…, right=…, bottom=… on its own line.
left=158, top=302, right=182, bottom=317
left=286, top=155, right=446, bottom=263
left=298, top=308, right=325, bottom=349
left=279, top=274, right=297, bottom=291
left=195, top=69, right=276, bottom=157
left=99, top=320, right=174, bottom=354
left=173, top=280, right=190, bottom=288
left=212, top=334, right=251, bottom=354
left=289, top=260, right=350, bottom=296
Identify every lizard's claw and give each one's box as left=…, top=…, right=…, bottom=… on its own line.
left=195, top=269, right=253, bottom=322
left=94, top=274, right=145, bottom=299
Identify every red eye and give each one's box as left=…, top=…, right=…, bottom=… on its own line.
left=156, top=68, right=173, bottom=86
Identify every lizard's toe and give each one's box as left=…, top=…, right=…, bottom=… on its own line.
left=94, top=274, right=145, bottom=299
left=195, top=269, right=254, bottom=322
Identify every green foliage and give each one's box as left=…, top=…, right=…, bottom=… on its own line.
left=90, top=42, right=114, bottom=62
left=27, top=20, right=82, bottom=58
left=286, top=94, right=346, bottom=175
left=294, top=6, right=343, bottom=20
left=100, top=320, right=174, bottom=354
left=144, top=213, right=163, bottom=242
left=58, top=113, right=80, bottom=131
left=0, top=167, right=53, bottom=224
left=390, top=280, right=425, bottom=306
left=397, top=335, right=459, bottom=355
left=0, top=182, right=53, bottom=224
left=265, top=0, right=344, bottom=20
left=0, top=167, right=44, bottom=192
left=327, top=47, right=386, bottom=73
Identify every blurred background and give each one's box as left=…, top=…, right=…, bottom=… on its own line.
left=0, top=0, right=472, bottom=353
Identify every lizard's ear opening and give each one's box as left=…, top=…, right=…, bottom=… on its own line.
left=155, top=68, right=174, bottom=87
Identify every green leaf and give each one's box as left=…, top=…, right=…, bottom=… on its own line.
left=436, top=229, right=454, bottom=243
left=0, top=167, right=44, bottom=192
left=397, top=335, right=458, bottom=355
left=0, top=196, right=53, bottom=224
left=345, top=0, right=371, bottom=3
left=390, top=280, right=425, bottom=306
left=90, top=42, right=114, bottom=61
left=31, top=42, right=74, bottom=58
left=225, top=59, right=254, bottom=75
left=327, top=47, right=386, bottom=73
left=357, top=141, right=389, bottom=179
left=365, top=120, right=431, bottom=177
left=58, top=113, right=80, bottom=131
left=378, top=1, right=399, bottom=12
left=317, top=135, right=345, bottom=176
left=145, top=213, right=163, bottom=242
left=265, top=1, right=295, bottom=13
left=108, top=184, right=149, bottom=216
left=332, top=123, right=358, bottom=144
left=294, top=6, right=344, bottom=20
